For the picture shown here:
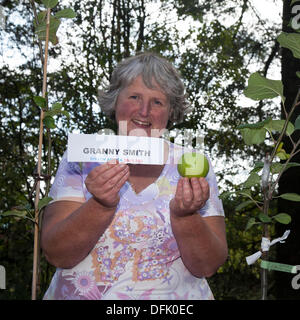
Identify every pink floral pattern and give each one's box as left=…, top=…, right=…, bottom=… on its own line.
left=43, top=142, right=224, bottom=300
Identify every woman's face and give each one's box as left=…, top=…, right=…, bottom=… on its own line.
left=115, top=75, right=170, bottom=137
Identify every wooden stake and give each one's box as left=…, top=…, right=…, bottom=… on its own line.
left=261, top=154, right=270, bottom=300
left=31, top=7, right=51, bottom=301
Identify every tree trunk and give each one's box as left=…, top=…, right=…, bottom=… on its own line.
left=275, top=0, right=300, bottom=300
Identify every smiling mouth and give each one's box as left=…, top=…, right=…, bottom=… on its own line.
left=132, top=119, right=151, bottom=127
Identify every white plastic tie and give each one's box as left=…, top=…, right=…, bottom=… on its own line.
left=246, top=230, right=290, bottom=265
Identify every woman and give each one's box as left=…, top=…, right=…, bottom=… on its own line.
left=41, top=52, right=227, bottom=300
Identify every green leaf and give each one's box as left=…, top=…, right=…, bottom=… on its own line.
left=237, top=118, right=272, bottom=130
left=35, top=16, right=61, bottom=45
left=258, top=213, right=272, bottom=223
left=0, top=210, right=27, bottom=218
left=61, top=110, right=71, bottom=119
left=44, top=103, right=70, bottom=120
left=283, top=162, right=300, bottom=171
left=244, top=72, right=285, bottom=102
left=239, top=127, right=266, bottom=145
left=52, top=102, right=62, bottom=111
left=238, top=188, right=252, bottom=198
left=36, top=30, right=59, bottom=45
left=243, top=172, right=261, bottom=188
left=235, top=200, right=254, bottom=212
left=44, top=102, right=62, bottom=117
left=245, top=217, right=258, bottom=231
left=271, top=162, right=300, bottom=174
left=33, top=96, right=46, bottom=108
left=296, top=71, right=300, bottom=79
left=219, top=191, right=234, bottom=200
left=278, top=193, right=300, bottom=202
left=55, top=8, right=76, bottom=19
left=265, top=120, right=294, bottom=136
left=276, top=149, right=290, bottom=160
left=277, top=32, right=300, bottom=59
left=273, top=213, right=291, bottom=224
left=291, top=0, right=299, bottom=6
left=276, top=142, right=284, bottom=154
left=251, top=161, right=264, bottom=173
left=36, top=10, right=47, bottom=25
left=238, top=119, right=294, bottom=142
left=43, top=115, right=56, bottom=129
left=38, top=196, right=53, bottom=210
left=236, top=118, right=293, bottom=145
left=295, top=115, right=300, bottom=130
left=42, top=0, right=58, bottom=8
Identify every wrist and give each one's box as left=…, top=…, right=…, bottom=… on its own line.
left=170, top=207, right=197, bottom=220
left=91, top=196, right=118, bottom=211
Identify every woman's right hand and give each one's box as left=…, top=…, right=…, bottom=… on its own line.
left=85, top=160, right=130, bottom=208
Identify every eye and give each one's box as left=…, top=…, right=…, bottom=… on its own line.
left=129, top=95, right=138, bottom=100
left=154, top=99, right=163, bottom=106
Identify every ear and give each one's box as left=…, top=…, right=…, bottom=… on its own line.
left=111, top=110, right=116, bottom=122
left=168, top=106, right=174, bottom=120
left=167, top=108, right=174, bottom=128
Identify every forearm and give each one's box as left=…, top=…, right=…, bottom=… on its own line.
left=41, top=198, right=116, bottom=269
left=170, top=213, right=228, bottom=278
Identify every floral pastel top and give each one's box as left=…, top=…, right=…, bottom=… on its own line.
left=43, top=142, right=224, bottom=300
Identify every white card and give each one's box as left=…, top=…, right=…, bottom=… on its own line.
left=67, top=133, right=165, bottom=165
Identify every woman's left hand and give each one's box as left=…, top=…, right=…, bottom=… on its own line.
left=169, top=177, right=209, bottom=218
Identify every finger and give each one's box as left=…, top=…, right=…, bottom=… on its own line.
left=190, top=178, right=209, bottom=209
left=107, top=159, right=118, bottom=165
left=175, top=178, right=184, bottom=201
left=86, top=162, right=116, bottom=180
left=103, top=165, right=129, bottom=192
left=87, top=162, right=127, bottom=182
left=88, top=166, right=129, bottom=203
left=101, top=163, right=128, bottom=182
left=198, top=177, right=210, bottom=201
left=190, top=177, right=202, bottom=201
left=182, top=177, right=193, bottom=205
left=112, top=167, right=130, bottom=192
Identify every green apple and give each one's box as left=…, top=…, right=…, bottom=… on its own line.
left=177, top=152, right=209, bottom=178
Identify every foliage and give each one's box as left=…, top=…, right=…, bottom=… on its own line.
left=209, top=193, right=266, bottom=299
left=1, top=0, right=73, bottom=299
left=0, top=217, right=56, bottom=300
left=221, top=22, right=300, bottom=299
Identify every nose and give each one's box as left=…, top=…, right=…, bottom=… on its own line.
left=138, top=99, right=151, bottom=117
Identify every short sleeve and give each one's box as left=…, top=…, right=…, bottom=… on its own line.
left=198, top=156, right=225, bottom=218
left=49, top=150, right=86, bottom=203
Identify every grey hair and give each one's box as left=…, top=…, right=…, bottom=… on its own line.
left=97, top=52, right=190, bottom=128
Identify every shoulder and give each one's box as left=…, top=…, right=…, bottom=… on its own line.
left=55, top=150, right=104, bottom=177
